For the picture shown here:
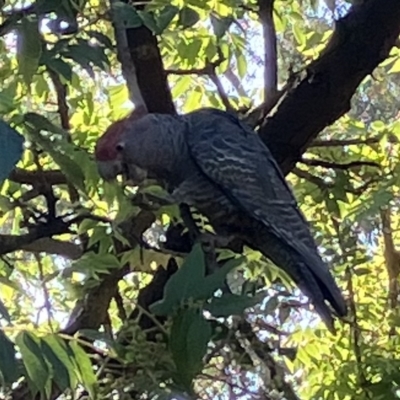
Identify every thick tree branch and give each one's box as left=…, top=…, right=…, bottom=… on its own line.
left=21, top=238, right=83, bottom=259
left=9, top=168, right=67, bottom=185
left=123, top=0, right=175, bottom=114
left=259, top=0, right=400, bottom=175
left=0, top=217, right=73, bottom=255
left=109, top=0, right=147, bottom=112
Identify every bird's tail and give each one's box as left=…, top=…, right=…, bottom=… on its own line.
left=251, top=231, right=347, bottom=333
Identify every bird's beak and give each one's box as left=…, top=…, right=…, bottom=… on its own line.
left=97, top=160, right=123, bottom=181
left=123, top=164, right=148, bottom=186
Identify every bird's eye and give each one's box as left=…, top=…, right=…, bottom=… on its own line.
left=116, top=143, right=124, bottom=152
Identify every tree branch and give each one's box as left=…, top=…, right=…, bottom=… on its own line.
left=310, top=137, right=380, bottom=147
left=380, top=207, right=400, bottom=325
left=259, top=0, right=400, bottom=175
left=124, top=1, right=175, bottom=114
left=300, top=158, right=380, bottom=170
left=0, top=217, right=73, bottom=256
left=257, top=0, right=278, bottom=101
left=109, top=0, right=147, bottom=113
left=21, top=238, right=83, bottom=259
left=9, top=168, right=67, bottom=185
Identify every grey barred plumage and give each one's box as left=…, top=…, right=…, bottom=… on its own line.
left=95, top=107, right=347, bottom=332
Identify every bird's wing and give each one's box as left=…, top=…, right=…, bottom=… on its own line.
left=185, top=109, right=311, bottom=247
left=184, top=109, right=346, bottom=316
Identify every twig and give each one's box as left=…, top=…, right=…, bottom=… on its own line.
left=46, top=66, right=80, bottom=203
left=330, top=217, right=371, bottom=397
left=243, top=81, right=289, bottom=128
left=294, top=167, right=379, bottom=195
left=209, top=73, right=234, bottom=112
left=235, top=319, right=300, bottom=400
left=293, top=167, right=333, bottom=189
left=35, top=254, right=54, bottom=331
left=114, top=290, right=127, bottom=322
left=224, top=67, right=247, bottom=97
left=310, top=137, right=380, bottom=147
left=300, top=158, right=381, bottom=170
left=380, top=207, right=400, bottom=335
left=167, top=50, right=234, bottom=111
left=47, top=68, right=70, bottom=130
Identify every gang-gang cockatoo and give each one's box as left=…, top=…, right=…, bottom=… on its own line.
left=95, top=108, right=347, bottom=331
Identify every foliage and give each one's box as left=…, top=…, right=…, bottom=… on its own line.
left=0, top=0, right=399, bottom=399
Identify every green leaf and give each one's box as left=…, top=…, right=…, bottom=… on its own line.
left=0, top=330, right=19, bottom=384
left=46, top=58, right=73, bottom=82
left=293, top=23, right=306, bottom=47
left=24, top=113, right=86, bottom=191
left=17, top=16, right=42, bottom=85
left=42, top=335, right=78, bottom=388
left=77, top=218, right=99, bottom=234
left=170, top=308, right=211, bottom=389
left=24, top=112, right=68, bottom=137
left=41, top=338, right=71, bottom=392
left=16, top=331, right=50, bottom=394
left=236, top=53, right=247, bottom=78
left=111, top=1, right=142, bottom=29
left=65, top=39, right=109, bottom=72
left=205, top=293, right=263, bottom=317
left=151, top=246, right=244, bottom=316
left=0, top=297, right=11, bottom=322
left=388, top=58, right=400, bottom=74
left=111, top=1, right=143, bottom=29
left=200, top=256, right=245, bottom=299
left=138, top=11, right=160, bottom=34
left=72, top=252, right=120, bottom=276
left=70, top=341, right=97, bottom=398
left=185, top=88, right=203, bottom=111
left=172, top=76, right=192, bottom=98
left=87, top=30, right=113, bottom=49
left=157, top=5, right=179, bottom=33
left=0, top=90, right=15, bottom=113
left=0, top=121, right=24, bottom=184
left=178, top=7, right=200, bottom=29
left=210, top=14, right=233, bottom=38
left=151, top=244, right=206, bottom=316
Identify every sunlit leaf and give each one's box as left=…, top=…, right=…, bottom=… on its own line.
left=17, top=16, right=42, bottom=85
left=70, top=341, right=97, bottom=399
left=157, top=5, right=179, bottom=33
left=16, top=332, right=49, bottom=395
